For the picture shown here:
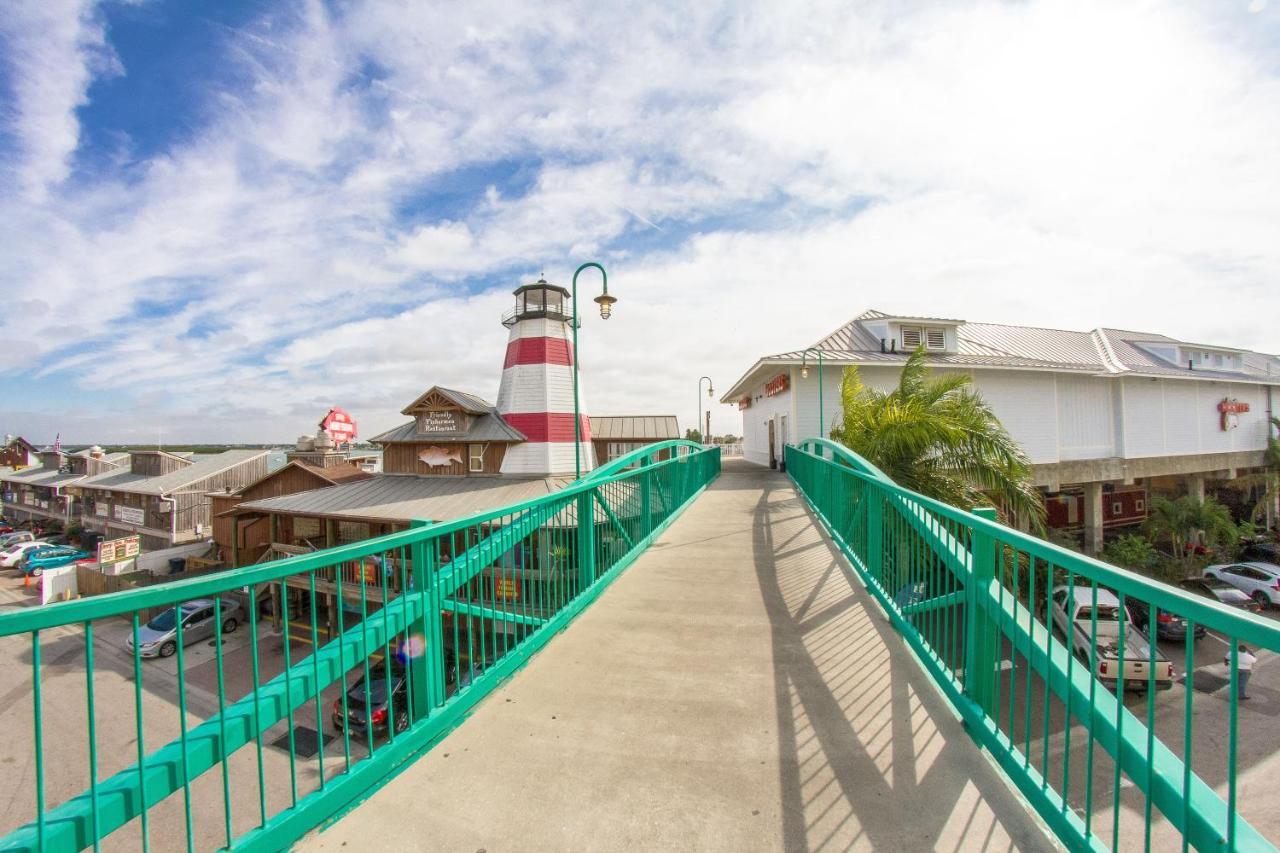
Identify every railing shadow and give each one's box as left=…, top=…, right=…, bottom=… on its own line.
left=751, top=474, right=1048, bottom=852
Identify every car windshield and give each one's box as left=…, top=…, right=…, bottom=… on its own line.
left=147, top=609, right=178, bottom=631
left=1076, top=605, right=1122, bottom=622
left=346, top=665, right=403, bottom=708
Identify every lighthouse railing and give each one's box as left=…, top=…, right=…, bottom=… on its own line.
left=0, top=442, right=722, bottom=853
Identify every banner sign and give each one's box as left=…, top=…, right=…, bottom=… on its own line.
left=765, top=374, right=790, bottom=397
left=98, top=534, right=141, bottom=565
left=320, top=407, right=358, bottom=444
left=114, top=505, right=145, bottom=525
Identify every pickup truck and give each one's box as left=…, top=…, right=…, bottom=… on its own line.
left=1050, top=586, right=1174, bottom=691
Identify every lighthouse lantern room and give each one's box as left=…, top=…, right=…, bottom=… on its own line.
left=496, top=278, right=595, bottom=476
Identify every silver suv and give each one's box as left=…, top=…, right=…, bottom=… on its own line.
left=125, top=598, right=242, bottom=658
left=1203, top=562, right=1280, bottom=609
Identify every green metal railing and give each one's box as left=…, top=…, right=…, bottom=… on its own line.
left=787, top=438, right=1280, bottom=852
left=0, top=441, right=720, bottom=852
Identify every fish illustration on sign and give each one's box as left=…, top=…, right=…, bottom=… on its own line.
left=418, top=446, right=464, bottom=467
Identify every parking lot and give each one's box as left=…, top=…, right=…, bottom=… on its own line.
left=0, top=573, right=387, bottom=851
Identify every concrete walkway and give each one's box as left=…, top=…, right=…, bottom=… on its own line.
left=301, top=459, right=1054, bottom=852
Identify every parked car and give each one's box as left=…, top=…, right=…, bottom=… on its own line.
left=19, top=545, right=90, bottom=576
left=1050, top=586, right=1174, bottom=692
left=0, top=540, right=50, bottom=568
left=125, top=599, right=242, bottom=658
left=1127, top=598, right=1205, bottom=641
left=1178, top=577, right=1261, bottom=614
left=1203, top=562, right=1280, bottom=609
left=331, top=661, right=410, bottom=738
left=0, top=531, right=35, bottom=549
left=1241, top=541, right=1280, bottom=565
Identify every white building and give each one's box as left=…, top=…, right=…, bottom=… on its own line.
left=722, top=310, right=1280, bottom=552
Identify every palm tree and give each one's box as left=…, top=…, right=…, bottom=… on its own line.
left=830, top=348, right=1045, bottom=529
left=1145, top=494, right=1239, bottom=568
left=1227, top=416, right=1280, bottom=524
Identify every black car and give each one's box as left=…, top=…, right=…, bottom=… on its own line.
left=1242, top=541, right=1280, bottom=565
left=1179, top=577, right=1262, bottom=614
left=331, top=662, right=410, bottom=738
left=1127, top=599, right=1205, bottom=641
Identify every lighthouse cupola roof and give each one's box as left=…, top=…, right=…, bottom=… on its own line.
left=502, top=277, right=574, bottom=327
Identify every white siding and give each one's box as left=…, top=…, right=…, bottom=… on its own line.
left=970, top=371, right=1060, bottom=464
left=1121, top=378, right=1166, bottom=458
left=495, top=363, right=578, bottom=413
left=742, top=370, right=794, bottom=467
left=1056, top=375, right=1115, bottom=460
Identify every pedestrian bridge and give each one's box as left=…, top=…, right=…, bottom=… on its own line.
left=1, top=440, right=1277, bottom=852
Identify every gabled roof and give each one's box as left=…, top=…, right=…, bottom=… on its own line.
left=723, top=308, right=1280, bottom=402
left=226, top=474, right=572, bottom=524
left=77, top=449, right=269, bottom=496
left=230, top=459, right=373, bottom=497
left=399, top=386, right=493, bottom=416
left=590, top=416, right=681, bottom=440
left=372, top=412, right=526, bottom=444
left=4, top=437, right=40, bottom=454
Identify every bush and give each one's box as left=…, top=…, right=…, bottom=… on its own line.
left=1102, top=534, right=1159, bottom=573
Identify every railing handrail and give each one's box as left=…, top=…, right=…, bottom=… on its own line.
left=793, top=437, right=1280, bottom=648
left=0, top=443, right=708, bottom=637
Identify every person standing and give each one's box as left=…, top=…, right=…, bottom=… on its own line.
left=1228, top=644, right=1257, bottom=700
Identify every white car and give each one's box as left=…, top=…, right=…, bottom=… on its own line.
left=1049, top=586, right=1174, bottom=691
left=1203, top=562, right=1280, bottom=608
left=0, top=540, right=50, bottom=568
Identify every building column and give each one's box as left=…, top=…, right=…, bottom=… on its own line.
left=1082, top=481, right=1104, bottom=556
left=1186, top=473, right=1206, bottom=503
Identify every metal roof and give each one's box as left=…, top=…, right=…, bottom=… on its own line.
left=589, top=416, right=681, bottom=440
left=723, top=308, right=1279, bottom=401
left=229, top=474, right=573, bottom=523
left=399, top=386, right=494, bottom=416
left=76, top=449, right=269, bottom=496
left=371, top=411, right=526, bottom=444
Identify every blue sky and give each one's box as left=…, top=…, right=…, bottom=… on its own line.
left=2, top=0, right=1279, bottom=443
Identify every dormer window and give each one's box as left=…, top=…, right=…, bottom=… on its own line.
left=901, top=326, right=946, bottom=352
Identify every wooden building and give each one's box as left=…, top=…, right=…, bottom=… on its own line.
left=0, top=436, right=39, bottom=470
left=0, top=448, right=128, bottom=527
left=74, top=449, right=269, bottom=551
left=589, top=416, right=680, bottom=466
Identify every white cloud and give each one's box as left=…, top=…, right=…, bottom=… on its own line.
left=0, top=0, right=1278, bottom=442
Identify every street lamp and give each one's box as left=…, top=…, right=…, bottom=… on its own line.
left=698, top=376, right=714, bottom=444
left=571, top=262, right=616, bottom=480
left=800, top=348, right=824, bottom=439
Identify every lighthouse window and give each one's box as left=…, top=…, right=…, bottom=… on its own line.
left=545, top=291, right=563, bottom=313
left=469, top=443, right=485, bottom=472
left=525, top=289, right=545, bottom=312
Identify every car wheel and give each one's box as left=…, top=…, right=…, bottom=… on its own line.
left=30, top=567, right=42, bottom=578
left=1253, top=591, right=1270, bottom=609
left=394, top=710, right=410, bottom=733
left=159, top=641, right=177, bottom=658
left=222, top=618, right=238, bottom=634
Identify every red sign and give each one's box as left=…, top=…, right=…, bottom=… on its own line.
left=764, top=374, right=789, bottom=397
left=320, top=407, right=358, bottom=444
left=1218, top=398, right=1250, bottom=431
left=738, top=396, right=752, bottom=411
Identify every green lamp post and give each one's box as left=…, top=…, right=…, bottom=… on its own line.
left=570, top=262, right=617, bottom=480
left=800, top=348, right=825, bottom=439
left=697, top=376, right=714, bottom=444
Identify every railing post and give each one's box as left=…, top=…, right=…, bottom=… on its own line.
left=640, top=457, right=652, bottom=537
left=577, top=489, right=595, bottom=593
left=964, top=507, right=999, bottom=718
left=865, top=488, right=883, bottom=581
left=408, top=520, right=438, bottom=718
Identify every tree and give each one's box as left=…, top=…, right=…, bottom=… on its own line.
left=1144, top=495, right=1239, bottom=569
left=1227, top=416, right=1280, bottom=525
left=684, top=428, right=703, bottom=443
left=830, top=348, right=1045, bottom=529
left=1102, top=534, right=1159, bottom=573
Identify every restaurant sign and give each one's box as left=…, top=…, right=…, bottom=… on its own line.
left=765, top=374, right=790, bottom=397
left=1218, top=398, right=1250, bottom=431
left=114, top=505, right=145, bottom=525
left=417, top=410, right=463, bottom=433
left=738, top=396, right=752, bottom=411
left=98, top=534, right=140, bottom=566
left=320, top=407, right=358, bottom=444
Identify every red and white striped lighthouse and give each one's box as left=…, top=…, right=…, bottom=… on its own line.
left=496, top=278, right=595, bottom=475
